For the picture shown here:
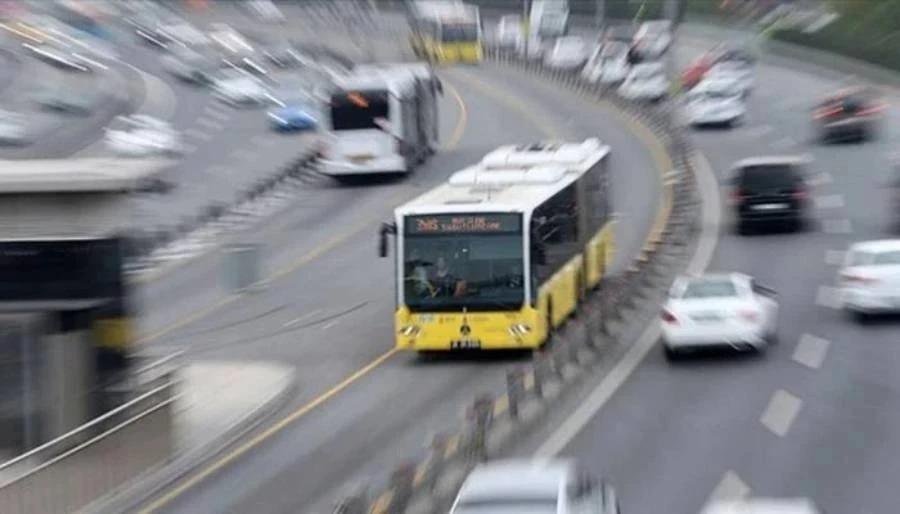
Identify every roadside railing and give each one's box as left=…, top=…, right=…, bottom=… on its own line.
left=0, top=366, right=179, bottom=514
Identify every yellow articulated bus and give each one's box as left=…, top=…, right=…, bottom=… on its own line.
left=378, top=139, right=614, bottom=352
left=408, top=1, right=483, bottom=64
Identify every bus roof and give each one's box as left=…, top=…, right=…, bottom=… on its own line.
left=334, top=69, right=419, bottom=94
left=395, top=139, right=610, bottom=218
left=0, top=157, right=174, bottom=194
left=411, top=1, right=479, bottom=22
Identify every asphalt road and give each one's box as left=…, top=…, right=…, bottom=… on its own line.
left=519, top=27, right=900, bottom=514
left=124, top=15, right=664, bottom=514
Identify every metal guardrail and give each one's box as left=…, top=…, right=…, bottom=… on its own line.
left=0, top=369, right=179, bottom=514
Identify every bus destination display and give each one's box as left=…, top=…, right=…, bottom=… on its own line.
left=406, top=214, right=520, bottom=235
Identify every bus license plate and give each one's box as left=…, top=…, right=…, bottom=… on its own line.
left=451, top=339, right=481, bottom=349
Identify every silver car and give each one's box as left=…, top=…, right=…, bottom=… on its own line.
left=450, top=459, right=620, bottom=514
left=211, top=69, right=271, bottom=106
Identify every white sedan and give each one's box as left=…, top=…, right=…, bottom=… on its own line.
left=706, top=60, right=754, bottom=96
left=702, top=498, right=822, bottom=514
left=839, top=239, right=900, bottom=322
left=582, top=42, right=630, bottom=85
left=105, top=115, right=183, bottom=157
left=211, top=69, right=271, bottom=106
left=495, top=14, right=523, bottom=49
left=618, top=62, right=668, bottom=102
left=683, top=82, right=746, bottom=127
left=544, top=36, right=589, bottom=70
left=661, top=272, right=779, bottom=359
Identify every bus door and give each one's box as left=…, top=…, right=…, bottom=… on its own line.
left=328, top=89, right=400, bottom=168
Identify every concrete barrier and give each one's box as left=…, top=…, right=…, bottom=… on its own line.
left=331, top=40, right=703, bottom=514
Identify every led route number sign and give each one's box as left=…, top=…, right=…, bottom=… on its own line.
left=406, top=214, right=521, bottom=235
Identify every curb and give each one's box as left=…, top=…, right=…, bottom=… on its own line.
left=83, top=365, right=299, bottom=514
left=333, top=43, right=702, bottom=514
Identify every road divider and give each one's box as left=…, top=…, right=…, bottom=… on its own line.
left=331, top=45, right=703, bottom=514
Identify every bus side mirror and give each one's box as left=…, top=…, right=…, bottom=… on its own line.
left=378, top=222, right=396, bottom=258
left=532, top=243, right=547, bottom=265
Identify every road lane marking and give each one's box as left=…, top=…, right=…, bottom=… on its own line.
left=321, top=320, right=339, bottom=331
left=704, top=471, right=751, bottom=506
left=536, top=151, right=721, bottom=457
left=744, top=124, right=773, bottom=138
left=135, top=348, right=399, bottom=514
left=283, top=309, right=321, bottom=328
left=822, top=218, right=852, bottom=234
left=814, top=194, right=845, bottom=209
left=815, top=285, right=842, bottom=309
left=771, top=136, right=797, bottom=150
left=807, top=171, right=833, bottom=186
left=793, top=334, right=831, bottom=370
left=825, top=249, right=846, bottom=265
left=204, top=105, right=231, bottom=121
left=760, top=389, right=803, bottom=437
left=185, top=128, right=213, bottom=141
left=196, top=117, right=225, bottom=131
left=234, top=148, right=257, bottom=161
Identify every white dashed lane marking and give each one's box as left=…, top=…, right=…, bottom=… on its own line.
left=814, top=194, right=846, bottom=209
left=196, top=117, right=225, bottom=131
left=816, top=285, right=842, bottom=309
left=793, top=334, right=831, bottom=369
left=825, top=249, right=846, bottom=265
left=185, top=128, right=213, bottom=141
left=760, top=389, right=803, bottom=438
left=822, top=219, right=852, bottom=234
left=807, top=172, right=833, bottom=187
left=771, top=136, right=797, bottom=150
left=705, top=471, right=751, bottom=507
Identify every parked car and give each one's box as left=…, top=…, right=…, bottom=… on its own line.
left=495, top=14, right=524, bottom=49
left=632, top=19, right=672, bottom=59
left=544, top=36, right=589, bottom=70
left=582, top=42, right=630, bottom=85
left=683, top=81, right=746, bottom=127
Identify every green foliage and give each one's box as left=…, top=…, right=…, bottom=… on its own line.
left=771, top=0, right=900, bottom=72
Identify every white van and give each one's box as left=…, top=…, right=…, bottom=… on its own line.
left=320, top=69, right=437, bottom=180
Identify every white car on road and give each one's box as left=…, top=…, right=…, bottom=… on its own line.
left=211, top=69, right=271, bottom=106
left=839, top=239, right=900, bottom=321
left=450, top=459, right=620, bottom=514
left=495, top=14, right=523, bottom=49
left=702, top=498, right=822, bottom=514
left=105, top=115, right=183, bottom=157
left=632, top=20, right=672, bottom=59
left=661, top=272, right=779, bottom=359
left=684, top=81, right=746, bottom=127
left=706, top=60, right=754, bottom=96
left=618, top=62, right=668, bottom=102
left=544, top=36, right=589, bottom=70
left=582, top=42, right=630, bottom=85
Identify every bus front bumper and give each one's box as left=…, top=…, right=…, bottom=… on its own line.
left=396, top=334, right=540, bottom=351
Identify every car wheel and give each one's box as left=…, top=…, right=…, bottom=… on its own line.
left=663, top=345, right=679, bottom=361
left=852, top=310, right=871, bottom=324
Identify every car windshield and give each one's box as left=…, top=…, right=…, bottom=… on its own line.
left=737, top=165, right=800, bottom=191
left=850, top=250, right=900, bottom=266
left=631, top=67, right=662, bottom=80
left=680, top=279, right=738, bottom=299
left=402, top=214, right=525, bottom=312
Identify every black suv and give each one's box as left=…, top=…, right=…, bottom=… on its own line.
left=727, top=157, right=812, bottom=234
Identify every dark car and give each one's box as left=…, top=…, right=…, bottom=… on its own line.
left=727, top=156, right=812, bottom=234
left=813, top=86, right=884, bottom=143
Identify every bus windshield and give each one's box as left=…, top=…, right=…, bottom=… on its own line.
left=329, top=89, right=390, bottom=131
left=402, top=214, right=524, bottom=312
left=441, top=22, right=479, bottom=42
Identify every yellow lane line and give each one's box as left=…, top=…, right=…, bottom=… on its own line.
left=136, top=79, right=468, bottom=512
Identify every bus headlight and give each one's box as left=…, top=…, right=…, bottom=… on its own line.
left=508, top=324, right=532, bottom=336
left=400, top=325, right=421, bottom=337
